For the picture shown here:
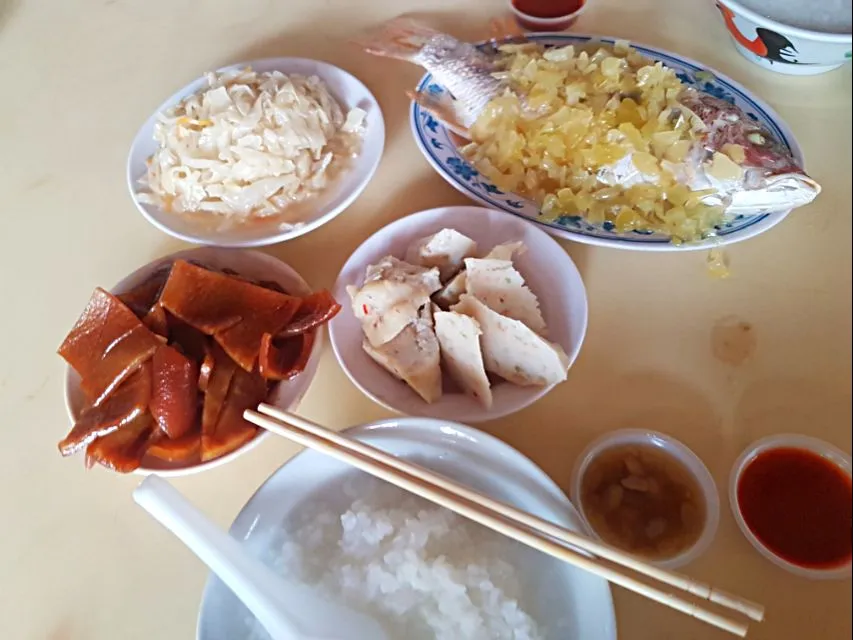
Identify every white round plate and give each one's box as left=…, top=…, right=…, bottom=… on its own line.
left=128, top=58, right=385, bottom=247
left=329, top=206, right=588, bottom=422
left=411, top=34, right=807, bottom=252
left=196, top=417, right=617, bottom=640
left=64, top=247, right=324, bottom=476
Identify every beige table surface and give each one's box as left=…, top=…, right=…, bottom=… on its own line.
left=1, top=0, right=850, bottom=638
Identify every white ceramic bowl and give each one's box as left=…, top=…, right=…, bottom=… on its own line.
left=570, top=429, right=721, bottom=570
left=729, top=434, right=852, bottom=579
left=127, top=58, right=385, bottom=247
left=196, top=417, right=617, bottom=640
left=329, top=205, right=588, bottom=423
left=715, top=0, right=852, bottom=75
left=63, top=247, right=324, bottom=476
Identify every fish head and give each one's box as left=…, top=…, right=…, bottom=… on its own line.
left=731, top=121, right=821, bottom=213
left=680, top=90, right=821, bottom=214
left=727, top=169, right=821, bottom=214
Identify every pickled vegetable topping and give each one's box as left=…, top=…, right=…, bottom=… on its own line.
left=463, top=42, right=749, bottom=242
left=57, top=260, right=341, bottom=472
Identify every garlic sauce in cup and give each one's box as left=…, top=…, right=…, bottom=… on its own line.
left=572, top=430, right=720, bottom=569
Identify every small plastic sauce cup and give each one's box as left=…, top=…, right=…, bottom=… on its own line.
left=729, top=434, right=852, bottom=580
left=507, top=0, right=590, bottom=32
left=571, top=429, right=720, bottom=569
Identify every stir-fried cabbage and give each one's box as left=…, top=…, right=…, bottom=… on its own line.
left=138, top=68, right=366, bottom=218
left=463, top=42, right=733, bottom=243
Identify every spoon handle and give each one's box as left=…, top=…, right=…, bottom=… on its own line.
left=133, top=475, right=302, bottom=640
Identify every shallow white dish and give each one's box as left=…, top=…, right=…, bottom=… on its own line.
left=729, top=434, right=852, bottom=580
left=127, top=58, right=385, bottom=248
left=411, top=34, right=809, bottom=251
left=329, top=205, right=588, bottom=423
left=196, top=417, right=617, bottom=640
left=570, top=429, right=720, bottom=570
left=63, top=247, right=323, bottom=477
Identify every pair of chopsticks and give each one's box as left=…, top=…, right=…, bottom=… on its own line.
left=244, top=405, right=765, bottom=637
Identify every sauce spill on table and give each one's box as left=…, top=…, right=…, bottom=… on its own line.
left=711, top=316, right=756, bottom=366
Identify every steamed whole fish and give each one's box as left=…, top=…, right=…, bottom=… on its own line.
left=356, top=17, right=820, bottom=236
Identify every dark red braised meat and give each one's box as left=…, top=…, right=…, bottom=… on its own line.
left=202, top=368, right=268, bottom=462
left=150, top=345, right=198, bottom=440
left=56, top=259, right=342, bottom=472
left=58, top=362, right=152, bottom=456
left=258, top=330, right=316, bottom=381
left=85, top=412, right=157, bottom=473
left=58, top=288, right=161, bottom=406
left=201, top=342, right=239, bottom=436
left=277, top=290, right=342, bottom=338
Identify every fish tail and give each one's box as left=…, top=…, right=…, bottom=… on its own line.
left=352, top=16, right=442, bottom=62
left=406, top=89, right=470, bottom=138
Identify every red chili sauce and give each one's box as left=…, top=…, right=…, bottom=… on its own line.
left=737, top=447, right=852, bottom=569
left=512, top=0, right=583, bottom=18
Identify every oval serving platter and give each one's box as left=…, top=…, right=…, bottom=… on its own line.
left=410, top=33, right=806, bottom=252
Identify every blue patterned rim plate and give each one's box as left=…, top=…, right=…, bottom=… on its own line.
left=410, top=34, right=806, bottom=252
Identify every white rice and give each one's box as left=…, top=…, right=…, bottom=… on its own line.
left=735, top=0, right=851, bottom=33
left=247, top=477, right=544, bottom=640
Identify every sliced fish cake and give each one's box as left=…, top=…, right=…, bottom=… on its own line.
left=483, top=240, right=526, bottom=261
left=434, top=311, right=492, bottom=409
left=432, top=240, right=526, bottom=310
left=348, top=256, right=441, bottom=347
left=405, top=228, right=478, bottom=282
left=362, top=320, right=442, bottom=403
left=464, top=257, right=547, bottom=335
left=452, top=295, right=568, bottom=387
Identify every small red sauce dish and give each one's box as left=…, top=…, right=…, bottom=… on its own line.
left=730, top=435, right=852, bottom=579
left=508, top=0, right=589, bottom=32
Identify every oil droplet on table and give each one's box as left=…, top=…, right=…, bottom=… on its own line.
left=711, top=316, right=756, bottom=365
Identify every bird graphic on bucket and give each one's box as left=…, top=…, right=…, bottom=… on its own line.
left=717, top=4, right=799, bottom=65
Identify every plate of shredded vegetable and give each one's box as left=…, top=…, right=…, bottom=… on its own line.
left=128, top=58, right=384, bottom=247
left=406, top=32, right=818, bottom=251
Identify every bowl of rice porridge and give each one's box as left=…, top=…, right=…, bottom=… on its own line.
left=715, top=0, right=851, bottom=74
left=196, top=418, right=617, bottom=640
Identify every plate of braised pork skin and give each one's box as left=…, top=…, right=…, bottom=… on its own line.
left=57, top=247, right=341, bottom=476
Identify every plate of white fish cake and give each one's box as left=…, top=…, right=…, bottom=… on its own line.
left=357, top=19, right=821, bottom=250
left=329, top=205, right=588, bottom=422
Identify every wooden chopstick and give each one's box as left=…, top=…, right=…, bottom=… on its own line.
left=257, top=404, right=764, bottom=623
left=244, top=407, right=757, bottom=637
